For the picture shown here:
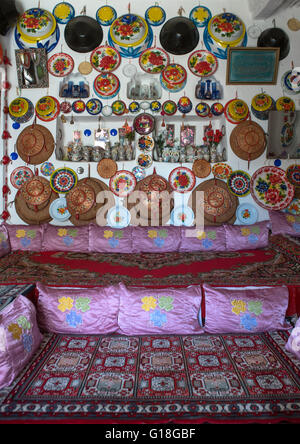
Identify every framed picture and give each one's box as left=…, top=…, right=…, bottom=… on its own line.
left=15, top=48, right=49, bottom=89
left=226, top=47, right=280, bottom=85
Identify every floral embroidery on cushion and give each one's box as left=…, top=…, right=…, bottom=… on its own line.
left=147, top=229, right=168, bottom=248
left=141, top=295, right=174, bottom=328
left=141, top=296, right=157, bottom=312
left=0, top=231, right=9, bottom=249
left=196, top=230, right=216, bottom=249
left=286, top=214, right=300, bottom=232
left=15, top=229, right=36, bottom=248
left=103, top=230, right=124, bottom=248
left=158, top=296, right=174, bottom=312
left=57, top=228, right=78, bottom=246
left=241, top=226, right=261, bottom=244
left=232, top=299, right=263, bottom=331
left=150, top=308, right=167, bottom=327
left=7, top=315, right=33, bottom=352
left=57, top=296, right=91, bottom=328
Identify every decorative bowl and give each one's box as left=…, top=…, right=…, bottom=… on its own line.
left=17, top=8, right=57, bottom=43
left=251, top=93, right=275, bottom=120
left=108, top=13, right=153, bottom=58
left=207, top=13, right=245, bottom=49
left=9, top=97, right=34, bottom=123
left=160, top=63, right=187, bottom=93
left=93, top=72, right=120, bottom=99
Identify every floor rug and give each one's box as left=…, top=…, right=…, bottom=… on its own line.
left=0, top=234, right=299, bottom=288
left=1, top=330, right=300, bottom=423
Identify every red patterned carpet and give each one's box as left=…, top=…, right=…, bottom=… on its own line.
left=0, top=235, right=299, bottom=288
left=1, top=330, right=300, bottom=424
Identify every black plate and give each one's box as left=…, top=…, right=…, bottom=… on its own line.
left=160, top=16, right=199, bottom=55
left=65, top=16, right=103, bottom=53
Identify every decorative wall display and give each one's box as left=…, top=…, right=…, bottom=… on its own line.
left=15, top=48, right=48, bottom=88
left=47, top=52, right=74, bottom=77
left=226, top=47, right=280, bottom=85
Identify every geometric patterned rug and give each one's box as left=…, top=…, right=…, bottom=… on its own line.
left=1, top=330, right=300, bottom=423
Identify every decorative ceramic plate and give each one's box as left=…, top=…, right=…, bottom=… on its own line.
left=112, top=100, right=127, bottom=115
left=48, top=52, right=74, bottom=77
left=203, top=25, right=247, bottom=60
left=207, top=13, right=246, bottom=48
left=133, top=113, right=155, bottom=135
left=169, top=167, right=196, bottom=193
left=177, top=96, right=193, bottom=114
left=36, top=99, right=60, bottom=122
left=93, top=72, right=120, bottom=99
left=9, top=98, right=34, bottom=124
left=139, top=47, right=169, bottom=74
left=49, top=197, right=70, bottom=221
left=72, top=100, right=86, bottom=113
left=224, top=99, right=249, bottom=124
left=195, top=102, right=210, bottom=117
left=140, top=101, right=150, bottom=110
left=212, top=163, right=233, bottom=180
left=96, top=5, right=117, bottom=26
left=227, top=170, right=251, bottom=197
left=211, top=102, right=224, bottom=116
left=53, top=2, right=75, bottom=24
left=50, top=167, right=77, bottom=194
left=86, top=98, right=102, bottom=115
left=250, top=166, right=295, bottom=211
left=145, top=5, right=166, bottom=26
left=162, top=100, right=177, bottom=116
left=286, top=164, right=300, bottom=187
left=284, top=198, right=300, bottom=215
left=109, top=170, right=137, bottom=197
left=276, top=96, right=296, bottom=111
left=14, top=23, right=60, bottom=54
left=150, top=101, right=161, bottom=112
left=188, top=50, right=218, bottom=77
left=171, top=205, right=195, bottom=226
left=282, top=70, right=300, bottom=95
left=10, top=166, right=34, bottom=189
left=138, top=135, right=154, bottom=152
left=236, top=203, right=258, bottom=225
left=160, top=63, right=187, bottom=92
left=137, top=153, right=153, bottom=169
left=107, top=205, right=131, bottom=228
left=90, top=45, right=121, bottom=73
left=40, top=161, right=55, bottom=176
left=128, top=101, right=140, bottom=113
left=17, top=8, right=57, bottom=43
left=60, top=100, right=72, bottom=113
left=189, top=6, right=212, bottom=27
left=132, top=165, right=146, bottom=181
left=35, top=96, right=56, bottom=116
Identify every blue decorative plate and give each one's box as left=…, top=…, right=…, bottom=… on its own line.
left=53, top=2, right=75, bottom=24
left=203, top=26, right=247, bottom=60
left=49, top=197, right=71, bottom=222
left=145, top=5, right=166, bottom=26
left=150, top=100, right=161, bottom=112
left=171, top=206, right=195, bottom=226
left=128, top=101, right=140, bottom=113
left=96, top=5, right=117, bottom=26
left=189, top=6, right=212, bottom=28
left=236, top=203, right=258, bottom=225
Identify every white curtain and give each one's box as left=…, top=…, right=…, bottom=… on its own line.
left=248, top=0, right=300, bottom=19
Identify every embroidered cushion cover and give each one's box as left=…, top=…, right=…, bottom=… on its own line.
left=0, top=295, right=43, bottom=389
left=131, top=226, right=181, bottom=253
left=203, top=284, right=290, bottom=334
left=269, top=210, right=300, bottom=237
left=42, top=224, right=89, bottom=252
left=89, top=224, right=133, bottom=253
left=285, top=317, right=300, bottom=360
left=224, top=221, right=270, bottom=251
left=0, top=224, right=10, bottom=257
left=36, top=282, right=120, bottom=334
left=117, top=282, right=203, bottom=335
left=180, top=226, right=226, bottom=252
left=5, top=224, right=43, bottom=251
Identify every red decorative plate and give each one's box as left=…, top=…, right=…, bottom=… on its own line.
left=133, top=113, right=155, bottom=135
left=47, top=52, right=74, bottom=77
left=10, top=166, right=34, bottom=189
left=139, top=46, right=170, bottom=74
left=169, top=167, right=196, bottom=193
left=188, top=49, right=218, bottom=77
left=90, top=45, right=121, bottom=73
left=109, top=170, right=137, bottom=197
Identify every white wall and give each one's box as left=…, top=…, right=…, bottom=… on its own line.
left=1, top=0, right=299, bottom=225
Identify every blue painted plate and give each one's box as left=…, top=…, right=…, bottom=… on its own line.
left=236, top=203, right=258, bottom=225
left=171, top=206, right=195, bottom=226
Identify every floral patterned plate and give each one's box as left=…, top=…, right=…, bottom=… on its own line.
left=72, top=100, right=86, bottom=113
left=50, top=167, right=78, bottom=194
left=145, top=5, right=166, bottom=26
left=189, top=6, right=212, bottom=27
left=227, top=170, right=251, bottom=197
left=109, top=170, right=137, bottom=197
left=133, top=113, right=155, bottom=135
left=86, top=98, right=102, bottom=115
left=250, top=166, right=295, bottom=211
left=162, top=100, right=177, bottom=116
left=111, top=100, right=127, bottom=115
left=10, top=166, right=34, bottom=189
left=128, top=101, right=140, bottom=113
left=171, top=205, right=195, bottom=226
left=49, top=197, right=70, bottom=222
left=47, top=52, right=74, bottom=77
left=286, top=164, right=300, bottom=187
left=90, top=45, right=121, bottom=73
left=138, top=135, right=154, bottom=152
left=93, top=72, right=120, bottom=99
left=169, top=167, right=196, bottom=193
left=139, top=46, right=170, bottom=74
left=188, top=49, right=218, bottom=77
left=212, top=163, right=233, bottom=180
left=53, top=2, right=75, bottom=24
left=96, top=5, right=117, bottom=26
left=236, top=203, right=258, bottom=225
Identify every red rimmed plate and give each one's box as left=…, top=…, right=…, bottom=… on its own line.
left=47, top=52, right=74, bottom=77
left=224, top=98, right=249, bottom=124
left=90, top=45, right=121, bottom=73
left=250, top=166, right=295, bottom=211
left=188, top=49, right=218, bottom=77
left=109, top=170, right=137, bottom=198
left=169, top=167, right=196, bottom=193
left=36, top=97, right=60, bottom=122
left=10, top=166, right=34, bottom=189
left=139, top=46, right=170, bottom=74
left=133, top=113, right=155, bottom=135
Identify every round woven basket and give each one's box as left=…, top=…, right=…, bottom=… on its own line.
left=192, top=159, right=211, bottom=178
left=15, top=190, right=58, bottom=225
left=17, top=124, right=55, bottom=165
left=97, top=158, right=118, bottom=179
left=188, top=178, right=238, bottom=225
left=20, top=176, right=52, bottom=211
left=230, top=121, right=266, bottom=161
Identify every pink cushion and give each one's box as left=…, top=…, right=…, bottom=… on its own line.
left=180, top=226, right=226, bottom=252
left=42, top=224, right=89, bottom=252
left=131, top=226, right=181, bottom=253
left=269, top=210, right=300, bottom=237
left=89, top=224, right=132, bottom=253
left=0, top=224, right=10, bottom=257
left=0, top=295, right=43, bottom=389
left=36, top=282, right=120, bottom=334
left=5, top=224, right=43, bottom=251
left=225, top=221, right=270, bottom=251
left=117, top=283, right=203, bottom=335
left=203, top=284, right=290, bottom=334
left=285, top=317, right=300, bottom=359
